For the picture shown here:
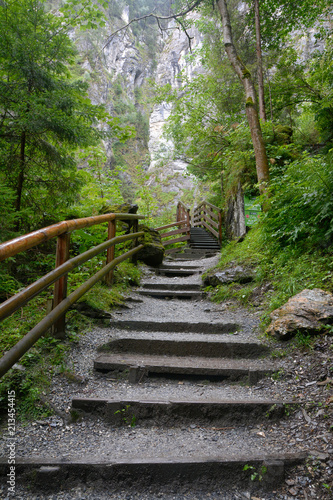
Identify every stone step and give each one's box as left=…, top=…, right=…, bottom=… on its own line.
left=153, top=268, right=201, bottom=277
left=141, top=283, right=202, bottom=291
left=2, top=454, right=306, bottom=491
left=94, top=353, right=276, bottom=384
left=137, top=289, right=202, bottom=300
left=174, top=254, right=218, bottom=260
left=190, top=243, right=220, bottom=248
left=153, top=264, right=201, bottom=270
left=71, top=397, right=290, bottom=426
left=111, top=319, right=240, bottom=333
left=98, top=337, right=270, bottom=359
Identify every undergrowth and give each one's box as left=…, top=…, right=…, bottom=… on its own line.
left=0, top=259, right=142, bottom=422
left=209, top=227, right=333, bottom=329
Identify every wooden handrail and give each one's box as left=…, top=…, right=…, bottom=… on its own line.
left=154, top=220, right=187, bottom=231
left=193, top=201, right=222, bottom=244
left=0, top=232, right=144, bottom=322
left=0, top=212, right=145, bottom=377
left=0, top=213, right=144, bottom=262
left=0, top=244, right=143, bottom=378
left=195, top=200, right=221, bottom=213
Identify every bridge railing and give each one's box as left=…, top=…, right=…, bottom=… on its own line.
left=155, top=201, right=191, bottom=254
left=193, top=201, right=223, bottom=244
left=0, top=212, right=144, bottom=378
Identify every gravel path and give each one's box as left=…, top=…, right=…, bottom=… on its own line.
left=0, top=254, right=332, bottom=499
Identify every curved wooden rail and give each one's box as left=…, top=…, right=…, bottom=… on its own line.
left=0, top=212, right=144, bottom=378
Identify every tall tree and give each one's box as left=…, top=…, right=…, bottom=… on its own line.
left=0, top=0, right=131, bottom=230
left=254, top=0, right=266, bottom=122
left=216, top=0, right=269, bottom=193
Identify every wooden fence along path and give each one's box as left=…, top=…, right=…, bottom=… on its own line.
left=0, top=212, right=144, bottom=377
left=0, top=201, right=222, bottom=377
left=158, top=201, right=222, bottom=253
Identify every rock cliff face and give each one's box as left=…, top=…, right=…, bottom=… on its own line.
left=77, top=7, right=205, bottom=213
left=147, top=16, right=204, bottom=208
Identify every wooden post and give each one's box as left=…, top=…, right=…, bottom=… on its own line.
left=131, top=219, right=139, bottom=264
left=202, top=203, right=206, bottom=228
left=218, top=211, right=223, bottom=245
left=53, top=233, right=70, bottom=338
left=105, top=220, right=116, bottom=286
left=186, top=208, right=191, bottom=237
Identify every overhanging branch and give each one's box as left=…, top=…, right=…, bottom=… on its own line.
left=102, top=0, right=204, bottom=50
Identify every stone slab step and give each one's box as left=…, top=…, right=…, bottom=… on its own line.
left=153, top=264, right=201, bottom=270
left=153, top=269, right=201, bottom=277
left=71, top=397, right=290, bottom=426
left=99, top=337, right=270, bottom=359
left=141, top=283, right=202, bottom=291
left=190, top=243, right=220, bottom=249
left=111, top=320, right=240, bottom=333
left=138, top=289, right=202, bottom=300
left=94, top=353, right=276, bottom=383
left=0, top=454, right=306, bottom=491
left=174, top=254, right=218, bottom=260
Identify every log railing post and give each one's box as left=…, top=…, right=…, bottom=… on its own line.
left=131, top=219, right=139, bottom=264
left=105, top=220, right=116, bottom=286
left=53, top=232, right=70, bottom=339
left=186, top=207, right=191, bottom=236
left=218, top=211, right=223, bottom=245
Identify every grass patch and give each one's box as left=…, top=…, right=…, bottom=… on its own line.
left=208, top=227, right=333, bottom=327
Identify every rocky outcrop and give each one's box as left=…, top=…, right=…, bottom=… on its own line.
left=266, top=288, right=333, bottom=340
left=136, top=225, right=165, bottom=267
left=147, top=16, right=204, bottom=205
left=203, top=265, right=255, bottom=287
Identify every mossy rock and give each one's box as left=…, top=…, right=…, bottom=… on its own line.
left=100, top=203, right=139, bottom=232
left=136, top=225, right=165, bottom=267
left=99, top=203, right=138, bottom=216
left=274, top=125, right=293, bottom=145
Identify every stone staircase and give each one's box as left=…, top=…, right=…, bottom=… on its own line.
left=3, top=254, right=305, bottom=497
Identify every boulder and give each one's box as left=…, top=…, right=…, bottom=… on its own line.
left=203, top=265, right=255, bottom=287
left=135, top=225, right=165, bottom=267
left=266, top=288, right=333, bottom=340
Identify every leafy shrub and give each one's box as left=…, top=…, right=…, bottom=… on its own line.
left=262, top=153, right=333, bottom=249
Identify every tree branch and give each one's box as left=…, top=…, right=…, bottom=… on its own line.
left=102, top=0, right=204, bottom=50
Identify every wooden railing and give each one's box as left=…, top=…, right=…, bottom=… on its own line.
left=155, top=201, right=191, bottom=254
left=193, top=201, right=223, bottom=244
left=0, top=212, right=144, bottom=378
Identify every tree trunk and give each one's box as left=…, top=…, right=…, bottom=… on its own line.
left=15, top=131, right=26, bottom=214
left=216, top=0, right=269, bottom=195
left=254, top=0, right=266, bottom=122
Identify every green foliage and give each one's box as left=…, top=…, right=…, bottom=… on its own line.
left=243, top=463, right=267, bottom=482
left=114, top=404, right=136, bottom=427
left=0, top=0, right=133, bottom=232
left=134, top=165, right=159, bottom=224
left=211, top=221, right=333, bottom=317
left=262, top=153, right=333, bottom=248
left=0, top=333, right=70, bottom=420
left=257, top=0, right=328, bottom=50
